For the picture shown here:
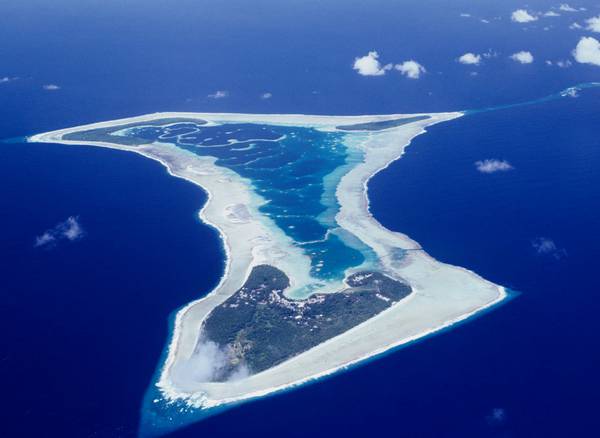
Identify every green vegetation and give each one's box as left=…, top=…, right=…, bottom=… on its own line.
left=202, top=265, right=411, bottom=379
left=336, top=115, right=430, bottom=131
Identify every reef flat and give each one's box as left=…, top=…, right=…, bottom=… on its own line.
left=29, top=111, right=507, bottom=433
left=63, top=118, right=208, bottom=146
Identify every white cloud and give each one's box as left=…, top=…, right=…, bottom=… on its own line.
left=207, top=90, right=228, bottom=99
left=0, top=76, right=19, bottom=84
left=34, top=216, right=84, bottom=248
left=35, top=232, right=56, bottom=247
left=171, top=341, right=227, bottom=384
left=557, top=59, right=573, bottom=68
left=460, top=13, right=471, bottom=18
left=353, top=52, right=425, bottom=79
left=483, top=49, right=498, bottom=59
left=486, top=408, right=507, bottom=425
left=353, top=51, right=392, bottom=76
left=561, top=87, right=579, bottom=97
left=260, top=92, right=272, bottom=100
left=511, top=9, right=538, bottom=23
left=585, top=15, right=600, bottom=32
left=559, top=4, right=578, bottom=12
left=170, top=340, right=249, bottom=384
left=475, top=159, right=514, bottom=173
left=510, top=51, right=534, bottom=64
left=547, top=59, right=573, bottom=68
left=481, top=19, right=490, bottom=24
left=544, top=11, right=561, bottom=17
left=570, top=22, right=582, bottom=29
left=43, top=84, right=60, bottom=91
left=63, top=218, right=83, bottom=240
left=458, top=53, right=482, bottom=65
left=573, top=36, right=600, bottom=66
left=532, top=237, right=567, bottom=259
left=394, top=60, right=426, bottom=79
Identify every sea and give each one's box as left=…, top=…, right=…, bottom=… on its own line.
left=1, top=0, right=599, bottom=437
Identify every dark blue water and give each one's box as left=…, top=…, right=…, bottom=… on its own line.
left=2, top=0, right=600, bottom=437
left=0, top=143, right=223, bottom=438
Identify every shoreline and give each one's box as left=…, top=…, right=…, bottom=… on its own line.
left=192, top=283, right=508, bottom=409
left=29, top=111, right=508, bottom=419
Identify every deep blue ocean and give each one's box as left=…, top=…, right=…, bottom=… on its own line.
left=2, top=1, right=599, bottom=437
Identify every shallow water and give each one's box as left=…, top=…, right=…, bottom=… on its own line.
left=120, top=122, right=369, bottom=283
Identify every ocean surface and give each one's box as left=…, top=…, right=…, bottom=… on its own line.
left=2, top=0, right=600, bottom=437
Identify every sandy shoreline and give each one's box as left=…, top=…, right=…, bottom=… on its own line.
left=29, top=111, right=507, bottom=413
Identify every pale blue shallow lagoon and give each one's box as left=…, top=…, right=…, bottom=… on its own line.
left=119, top=122, right=369, bottom=282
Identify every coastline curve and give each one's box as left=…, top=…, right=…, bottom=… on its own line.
left=28, top=111, right=507, bottom=435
